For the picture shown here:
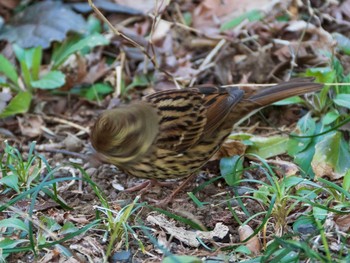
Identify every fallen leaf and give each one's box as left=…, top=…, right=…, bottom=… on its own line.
left=147, top=215, right=229, bottom=247
left=238, top=225, right=261, bottom=255
left=0, top=1, right=86, bottom=48
left=17, top=115, right=44, bottom=138
left=335, top=214, right=350, bottom=232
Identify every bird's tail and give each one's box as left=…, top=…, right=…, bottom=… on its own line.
left=244, top=78, right=323, bottom=107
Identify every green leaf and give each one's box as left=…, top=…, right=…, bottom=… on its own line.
left=52, top=33, right=109, bottom=68
left=334, top=94, right=350, bottom=109
left=313, top=207, right=328, bottom=221
left=87, top=15, right=102, bottom=34
left=287, top=113, right=316, bottom=155
left=125, top=74, right=153, bottom=92
left=311, top=131, right=350, bottom=179
left=0, top=54, right=19, bottom=87
left=333, top=33, right=350, bottom=55
left=0, top=218, right=28, bottom=232
left=220, top=155, right=243, bottom=186
left=19, top=59, right=31, bottom=88
left=273, top=96, right=304, bottom=106
left=163, top=255, right=202, bottom=263
left=0, top=237, right=28, bottom=249
left=31, top=71, right=65, bottom=89
left=221, top=9, right=264, bottom=31
left=293, top=216, right=316, bottom=234
left=31, top=46, right=42, bottom=80
left=235, top=245, right=252, bottom=255
left=0, top=91, right=32, bottom=118
left=0, top=174, right=19, bottom=192
left=305, top=67, right=336, bottom=84
left=322, top=110, right=340, bottom=125
left=246, top=135, right=289, bottom=158
left=84, top=83, right=113, bottom=100
left=183, top=12, right=192, bottom=26
left=343, top=169, right=350, bottom=192
left=60, top=222, right=79, bottom=234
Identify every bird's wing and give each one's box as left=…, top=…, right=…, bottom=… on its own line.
left=145, top=86, right=244, bottom=153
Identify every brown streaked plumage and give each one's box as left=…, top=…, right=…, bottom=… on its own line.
left=91, top=78, right=322, bottom=180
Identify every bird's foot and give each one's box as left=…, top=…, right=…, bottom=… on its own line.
left=146, top=174, right=197, bottom=207
left=124, top=179, right=175, bottom=196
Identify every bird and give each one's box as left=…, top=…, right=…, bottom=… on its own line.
left=90, top=78, right=322, bottom=200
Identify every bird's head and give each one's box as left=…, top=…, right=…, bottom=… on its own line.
left=90, top=102, right=159, bottom=164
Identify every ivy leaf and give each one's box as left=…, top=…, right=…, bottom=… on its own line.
left=0, top=1, right=86, bottom=48
left=311, top=131, right=350, bottom=179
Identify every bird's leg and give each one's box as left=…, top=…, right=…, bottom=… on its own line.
left=155, top=173, right=197, bottom=207
left=124, top=179, right=175, bottom=195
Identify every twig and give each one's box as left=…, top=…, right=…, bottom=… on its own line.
left=87, top=0, right=174, bottom=80
left=41, top=115, right=90, bottom=134
left=189, top=39, right=227, bottom=87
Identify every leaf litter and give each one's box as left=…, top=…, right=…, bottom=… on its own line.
left=1, top=0, right=350, bottom=262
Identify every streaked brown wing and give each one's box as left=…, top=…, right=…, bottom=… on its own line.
left=199, top=86, right=244, bottom=135
left=145, top=86, right=244, bottom=153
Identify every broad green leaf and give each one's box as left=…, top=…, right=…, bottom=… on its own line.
left=221, top=10, right=264, bottom=31
left=332, top=57, right=344, bottom=78
left=340, top=73, right=350, bottom=93
left=0, top=173, right=19, bottom=193
left=283, top=176, right=305, bottom=188
left=0, top=54, right=19, bottom=86
left=87, top=15, right=102, bottom=34
left=313, top=207, right=328, bottom=221
left=84, top=83, right=113, bottom=100
left=287, top=112, right=316, bottom=155
left=52, top=33, right=109, bottom=68
left=31, top=71, right=65, bottom=89
left=13, top=44, right=38, bottom=70
left=125, top=74, right=153, bottom=92
left=235, top=245, right=252, bottom=255
left=220, top=155, right=243, bottom=186
left=246, top=135, right=289, bottom=158
left=311, top=131, right=350, bottom=179
left=60, top=222, right=79, bottom=234
left=0, top=218, right=28, bottom=232
left=293, top=216, right=316, bottom=234
left=333, top=33, right=350, bottom=55
left=322, top=110, right=340, bottom=125
left=273, top=96, right=304, bottom=106
left=0, top=91, right=32, bottom=118
left=305, top=67, right=335, bottom=84
left=334, top=94, right=350, bottom=109
left=0, top=237, right=28, bottom=249
left=163, top=255, right=202, bottom=263
left=40, top=216, right=62, bottom=232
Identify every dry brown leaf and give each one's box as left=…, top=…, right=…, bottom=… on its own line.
left=238, top=225, right=261, bottom=255
left=192, top=0, right=283, bottom=34
left=62, top=133, right=84, bottom=152
left=210, top=139, right=247, bottom=161
left=147, top=214, right=229, bottom=247
left=266, top=159, right=299, bottom=177
left=115, top=0, right=167, bottom=13
left=335, top=214, right=350, bottom=232
left=17, top=115, right=44, bottom=138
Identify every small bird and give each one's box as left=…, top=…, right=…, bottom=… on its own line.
left=91, top=78, right=322, bottom=189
